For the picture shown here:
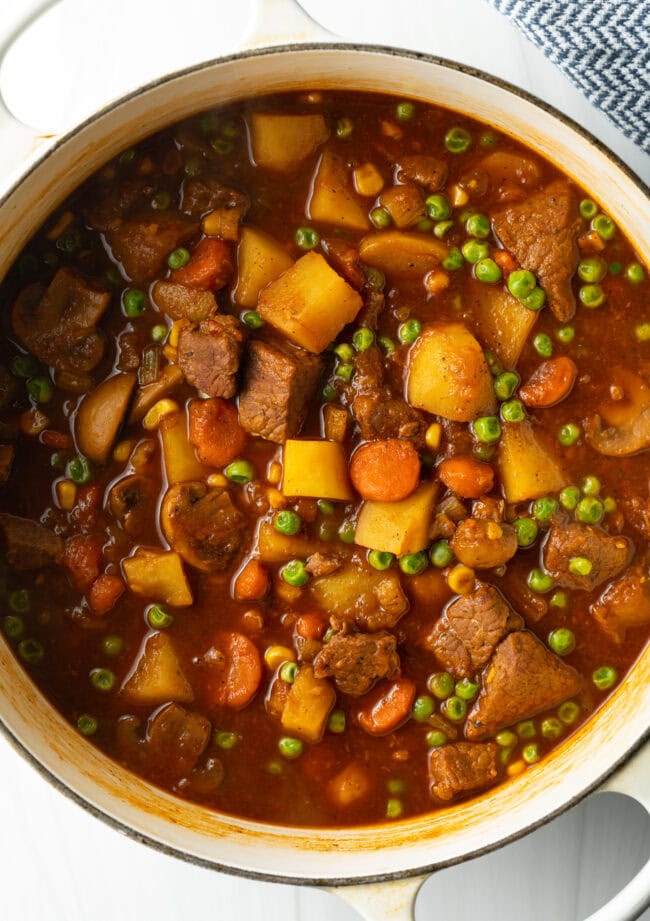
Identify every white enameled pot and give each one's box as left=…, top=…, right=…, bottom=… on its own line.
left=0, top=2, right=648, bottom=918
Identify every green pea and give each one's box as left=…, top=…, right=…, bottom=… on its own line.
left=278, top=736, right=303, bottom=759
left=274, top=510, right=302, bottom=536
left=550, top=590, right=568, bottom=609
left=396, top=100, right=415, bottom=121
left=513, top=517, right=539, bottom=548
left=338, top=521, right=356, bottom=544
left=532, top=496, right=558, bottom=523
left=412, top=695, right=435, bottom=722
left=77, top=714, right=98, bottom=736
left=266, top=760, right=283, bottom=775
left=387, top=778, right=406, bottom=795
left=27, top=376, right=53, bottom=404
left=635, top=323, right=650, bottom=342
left=50, top=451, right=67, bottom=472
left=334, top=343, right=354, bottom=361
left=603, top=497, right=616, bottom=513
left=556, top=326, right=575, bottom=344
left=541, top=717, right=563, bottom=740
left=527, top=568, right=554, bottom=594
left=211, top=138, right=233, bottom=156
left=215, top=730, right=240, bottom=750
left=576, top=496, right=604, bottom=524
left=533, top=333, right=553, bottom=357
left=4, top=614, right=24, bottom=639
left=386, top=798, right=403, bottom=819
left=560, top=486, right=581, bottom=510
left=484, top=350, right=503, bottom=377
left=335, top=362, right=354, bottom=382
left=592, top=213, right=616, bottom=240
left=151, top=324, right=168, bottom=343
left=472, top=415, right=501, bottom=444
left=90, top=667, right=115, bottom=691
left=199, top=112, right=219, bottom=134
left=578, top=257, right=606, bottom=283
left=280, top=661, right=299, bottom=683
left=425, top=194, right=451, bottom=221
left=480, top=131, right=497, bottom=147
left=466, top=213, right=491, bottom=239
left=280, top=560, right=309, bottom=587
left=368, top=550, right=395, bottom=571
left=294, top=226, right=320, bottom=250
left=151, top=191, right=171, bottom=210
left=475, top=258, right=502, bottom=284
left=494, top=371, right=520, bottom=401
left=68, top=456, right=93, bottom=485
left=592, top=665, right=617, bottom=690
left=558, top=424, right=581, bottom=447
left=517, top=720, right=536, bottom=739
left=579, top=284, right=605, bottom=308
left=123, top=288, right=147, bottom=317
left=379, top=335, right=396, bottom=353
left=328, top=709, right=346, bottom=733
left=147, top=604, right=174, bottom=629
left=445, top=127, right=472, bottom=153
left=523, top=287, right=548, bottom=311
left=224, top=459, right=255, bottom=484
left=352, top=328, right=375, bottom=352
left=11, top=354, right=38, bottom=378
left=609, top=261, right=623, bottom=275
left=461, top=239, right=490, bottom=264
left=9, top=589, right=30, bottom=613
left=507, top=269, right=536, bottom=299
left=548, top=627, right=576, bottom=656
left=579, top=199, right=598, bottom=219
left=434, top=220, right=454, bottom=239
left=581, top=475, right=601, bottom=496
left=183, top=157, right=202, bottom=177
left=399, top=551, right=428, bottom=575
left=426, top=730, right=448, bottom=748
left=317, top=499, right=335, bottom=516
left=242, top=310, right=264, bottom=329
left=496, top=730, right=517, bottom=747
left=501, top=399, right=525, bottom=423
left=442, top=696, right=467, bottom=722
left=428, top=672, right=455, bottom=700
left=336, top=117, right=354, bottom=138
left=167, top=247, right=190, bottom=270
left=522, top=743, right=540, bottom=764
left=365, top=267, right=386, bottom=290
left=455, top=678, right=478, bottom=701
left=370, top=207, right=392, bottom=229
left=430, top=540, right=454, bottom=568
left=398, top=319, right=422, bottom=345
left=318, top=521, right=336, bottom=541
left=106, top=267, right=122, bottom=287
left=102, top=634, right=124, bottom=657
left=56, top=228, right=83, bottom=254
left=559, top=701, right=580, bottom=724
left=625, top=263, right=645, bottom=284
left=443, top=247, right=464, bottom=271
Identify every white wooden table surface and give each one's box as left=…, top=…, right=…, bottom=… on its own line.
left=0, top=2, right=648, bottom=919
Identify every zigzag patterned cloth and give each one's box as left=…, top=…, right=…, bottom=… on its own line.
left=488, top=0, right=650, bottom=154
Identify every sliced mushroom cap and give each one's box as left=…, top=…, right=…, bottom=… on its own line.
left=108, top=474, right=158, bottom=537
left=75, top=372, right=137, bottom=464
left=586, top=369, right=650, bottom=457
left=160, top=481, right=245, bottom=572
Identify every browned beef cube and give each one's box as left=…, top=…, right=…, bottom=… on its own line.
left=428, top=742, right=500, bottom=802
left=83, top=177, right=151, bottom=232
left=351, top=346, right=426, bottom=448
left=0, top=514, right=63, bottom=571
left=590, top=566, right=650, bottom=643
left=396, top=155, right=448, bottom=192
left=181, top=177, right=249, bottom=221
left=466, top=631, right=581, bottom=740
left=313, top=631, right=400, bottom=696
left=153, top=281, right=217, bottom=322
left=425, top=584, right=522, bottom=679
left=492, top=180, right=581, bottom=321
left=305, top=552, right=343, bottom=577
left=543, top=522, right=633, bottom=591
left=106, top=211, right=197, bottom=284
left=178, top=315, right=244, bottom=399
left=238, top=339, right=323, bottom=444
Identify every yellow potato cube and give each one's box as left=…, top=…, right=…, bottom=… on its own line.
left=257, top=522, right=319, bottom=563
left=355, top=482, right=438, bottom=556
left=123, top=549, right=193, bottom=607
left=234, top=227, right=294, bottom=308
left=327, top=761, right=370, bottom=807
left=250, top=113, right=329, bottom=172
left=258, top=253, right=362, bottom=354
left=281, top=665, right=336, bottom=743
left=309, top=149, right=370, bottom=231
left=121, top=632, right=194, bottom=705
left=282, top=439, right=354, bottom=501
left=159, top=410, right=207, bottom=484
left=469, top=281, right=538, bottom=368
left=499, top=421, right=568, bottom=503
left=359, top=231, right=447, bottom=277
left=353, top=162, right=384, bottom=197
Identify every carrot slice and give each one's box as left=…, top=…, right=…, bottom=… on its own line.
left=170, top=238, right=233, bottom=290
left=87, top=574, right=125, bottom=616
left=356, top=677, right=416, bottom=736
left=208, top=631, right=262, bottom=709
left=520, top=356, right=577, bottom=409
left=437, top=456, right=494, bottom=499
left=233, top=559, right=270, bottom=601
left=62, top=534, right=103, bottom=592
left=188, top=398, right=246, bottom=468
left=295, top=611, right=328, bottom=641
left=349, top=439, right=420, bottom=502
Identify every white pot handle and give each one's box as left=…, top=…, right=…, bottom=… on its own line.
left=243, top=0, right=336, bottom=48
left=324, top=874, right=428, bottom=921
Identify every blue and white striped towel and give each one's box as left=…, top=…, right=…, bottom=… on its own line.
left=488, top=0, right=650, bottom=154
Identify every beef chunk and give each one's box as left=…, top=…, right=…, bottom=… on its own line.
left=428, top=742, right=500, bottom=802
left=449, top=518, right=518, bottom=570
left=0, top=513, right=63, bottom=571
left=591, top=565, right=650, bottom=643
left=313, top=631, right=400, bottom=696
left=466, top=631, right=581, bottom=740
left=492, top=180, right=581, bottom=322
left=153, top=281, right=217, bottom=322
left=351, top=346, right=426, bottom=448
left=182, top=177, right=249, bottom=221
left=425, top=584, right=522, bottom=678
left=396, top=155, right=448, bottom=192
left=161, top=482, right=245, bottom=572
left=305, top=552, right=343, bottom=577
left=106, top=211, right=197, bottom=284
left=543, top=522, right=633, bottom=591
left=238, top=339, right=323, bottom=443
left=84, top=177, right=152, bottom=232
left=117, top=704, right=212, bottom=783
left=178, top=314, right=244, bottom=399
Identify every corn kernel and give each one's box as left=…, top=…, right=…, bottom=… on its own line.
left=507, top=759, right=526, bottom=777
left=353, top=163, right=385, bottom=197
left=113, top=439, right=135, bottom=463
left=267, top=487, right=287, bottom=509
left=46, top=210, right=74, bottom=240
left=381, top=120, right=403, bottom=140
left=202, top=211, right=222, bottom=236
left=207, top=473, right=228, bottom=488
left=425, top=423, right=443, bottom=452
left=19, top=408, right=49, bottom=436
left=486, top=522, right=504, bottom=540
left=267, top=461, right=282, bottom=485
left=241, top=609, right=265, bottom=633
left=168, top=320, right=188, bottom=349
left=162, top=345, right=178, bottom=363
left=447, top=564, right=476, bottom=595
left=424, top=269, right=451, bottom=295
left=264, top=645, right=296, bottom=670
left=142, top=399, right=180, bottom=431
left=56, top=479, right=77, bottom=511
left=449, top=184, right=469, bottom=207
left=275, top=580, right=303, bottom=603
left=131, top=439, right=156, bottom=470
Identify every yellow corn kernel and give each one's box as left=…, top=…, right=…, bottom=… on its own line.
left=264, top=645, right=296, bottom=671
left=46, top=210, right=74, bottom=240
left=381, top=120, right=403, bottom=140
left=425, top=423, right=443, bottom=452
left=113, top=439, right=135, bottom=464
left=275, top=580, right=303, bottom=603
left=142, top=399, right=180, bottom=431
left=162, top=345, right=178, bottom=363
left=486, top=522, right=504, bottom=540
left=448, top=184, right=469, bottom=207
left=56, top=479, right=77, bottom=511
left=267, top=461, right=282, bottom=486
left=507, top=759, right=526, bottom=777
left=353, top=163, right=385, bottom=197
left=19, top=408, right=49, bottom=436
left=424, top=269, right=451, bottom=295
left=168, top=320, right=188, bottom=349
left=131, top=439, right=156, bottom=471
left=202, top=211, right=222, bottom=236
left=207, top=473, right=228, bottom=488
left=267, top=487, right=287, bottom=509
left=447, top=564, right=476, bottom=595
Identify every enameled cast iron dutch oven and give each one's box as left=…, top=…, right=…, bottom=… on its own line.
left=0, top=1, right=648, bottom=918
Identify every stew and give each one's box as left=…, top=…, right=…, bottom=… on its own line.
left=0, top=90, right=648, bottom=827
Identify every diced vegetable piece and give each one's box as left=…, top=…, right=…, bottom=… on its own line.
left=233, top=559, right=269, bottom=601
left=322, top=404, right=349, bottom=443
left=258, top=253, right=363, bottom=353
left=281, top=664, right=336, bottom=742
left=350, top=439, right=420, bottom=502
left=234, top=227, right=293, bottom=308
left=87, top=573, right=125, bottom=616
left=207, top=631, right=262, bottom=709
left=359, top=231, right=447, bottom=277
left=327, top=761, right=371, bottom=807
left=123, top=548, right=193, bottom=606
left=476, top=150, right=542, bottom=193
left=75, top=372, right=137, bottom=463
left=310, top=564, right=405, bottom=619
left=257, top=522, right=319, bottom=563
left=159, top=410, right=207, bottom=484
left=498, top=420, right=568, bottom=502
left=129, top=365, right=185, bottom=424
left=188, top=398, right=247, bottom=468
left=356, top=677, right=417, bottom=735
left=250, top=113, right=329, bottom=172
left=355, top=482, right=438, bottom=555
left=470, top=283, right=538, bottom=368
left=121, top=632, right=194, bottom=704
left=282, top=439, right=354, bottom=500
left=407, top=324, right=496, bottom=422
left=309, top=149, right=370, bottom=231
left=379, top=184, right=426, bottom=228
left=152, top=280, right=216, bottom=322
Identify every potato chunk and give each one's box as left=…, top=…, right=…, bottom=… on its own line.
left=256, top=522, right=319, bottom=563
left=234, top=227, right=293, bottom=308
left=359, top=231, right=447, bottom=277
left=282, top=439, right=353, bottom=501
left=355, top=482, right=438, bottom=556
left=122, top=632, right=194, bottom=705
left=327, top=761, right=371, bottom=807
left=250, top=113, right=329, bottom=172
left=123, top=548, right=193, bottom=606
left=159, top=410, right=207, bottom=484
left=281, top=665, right=336, bottom=742
left=407, top=323, right=496, bottom=422
left=309, top=149, right=370, bottom=231
left=498, top=420, right=568, bottom=502
left=258, top=253, right=362, bottom=353
left=470, top=282, right=538, bottom=368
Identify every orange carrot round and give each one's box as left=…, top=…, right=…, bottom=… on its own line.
left=520, top=356, right=578, bottom=408
left=349, top=439, right=420, bottom=502
left=356, top=677, right=416, bottom=736
left=208, top=631, right=262, bottom=710
left=170, top=238, right=233, bottom=290
left=233, top=559, right=269, bottom=602
left=87, top=574, right=125, bottom=616
left=438, top=455, right=494, bottom=498
left=188, top=398, right=246, bottom=468
left=295, top=612, right=328, bottom=641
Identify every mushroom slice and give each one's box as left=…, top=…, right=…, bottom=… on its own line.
left=75, top=372, right=137, bottom=463
left=108, top=474, right=158, bottom=538
left=160, top=481, right=245, bottom=572
left=586, top=369, right=650, bottom=457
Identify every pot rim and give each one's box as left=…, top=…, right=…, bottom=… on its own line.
left=0, top=40, right=648, bottom=887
